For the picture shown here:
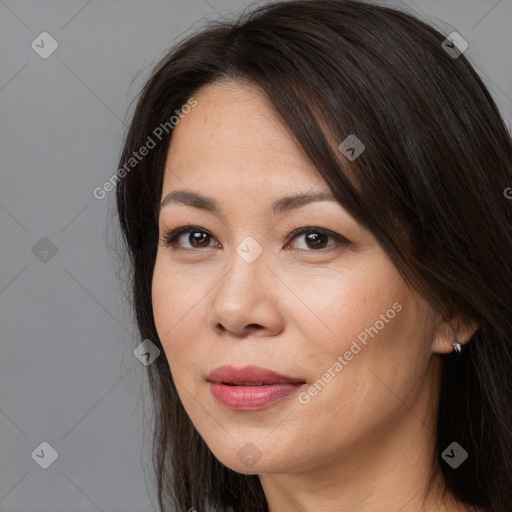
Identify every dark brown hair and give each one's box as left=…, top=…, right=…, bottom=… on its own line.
left=113, top=1, right=512, bottom=510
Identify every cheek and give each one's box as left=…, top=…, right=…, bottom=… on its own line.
left=288, top=262, right=404, bottom=356
left=288, top=263, right=420, bottom=415
left=151, top=256, right=199, bottom=360
left=151, top=258, right=175, bottom=338
left=294, top=272, right=428, bottom=422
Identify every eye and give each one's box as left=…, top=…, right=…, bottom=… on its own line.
left=159, top=225, right=218, bottom=250
left=159, top=224, right=351, bottom=253
left=284, top=226, right=350, bottom=252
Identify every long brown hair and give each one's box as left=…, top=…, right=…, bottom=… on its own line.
left=114, top=1, right=512, bottom=510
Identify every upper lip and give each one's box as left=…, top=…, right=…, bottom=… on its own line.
left=207, top=365, right=306, bottom=385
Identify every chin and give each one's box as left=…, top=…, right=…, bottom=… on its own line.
left=215, top=453, right=284, bottom=475
left=202, top=434, right=302, bottom=475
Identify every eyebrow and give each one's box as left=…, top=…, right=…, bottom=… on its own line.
left=159, top=189, right=338, bottom=216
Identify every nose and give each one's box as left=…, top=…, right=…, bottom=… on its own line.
left=208, top=244, right=284, bottom=338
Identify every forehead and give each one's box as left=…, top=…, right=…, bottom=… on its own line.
left=162, top=80, right=325, bottom=191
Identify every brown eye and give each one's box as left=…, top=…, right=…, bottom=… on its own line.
left=160, top=227, right=217, bottom=250
left=298, top=231, right=330, bottom=249
left=285, top=227, right=350, bottom=252
left=186, top=231, right=212, bottom=248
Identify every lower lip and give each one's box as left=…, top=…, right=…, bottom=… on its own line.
left=208, top=382, right=304, bottom=410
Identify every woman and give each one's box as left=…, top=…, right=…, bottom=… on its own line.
left=114, top=1, right=512, bottom=510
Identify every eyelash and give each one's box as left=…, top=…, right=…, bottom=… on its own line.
left=159, top=221, right=351, bottom=254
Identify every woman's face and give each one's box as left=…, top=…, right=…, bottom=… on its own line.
left=152, top=80, right=451, bottom=476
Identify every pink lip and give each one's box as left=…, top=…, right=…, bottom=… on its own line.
left=207, top=365, right=306, bottom=411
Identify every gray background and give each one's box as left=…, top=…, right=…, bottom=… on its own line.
left=0, top=0, right=510, bottom=511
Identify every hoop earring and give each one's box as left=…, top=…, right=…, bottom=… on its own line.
left=452, top=338, right=462, bottom=353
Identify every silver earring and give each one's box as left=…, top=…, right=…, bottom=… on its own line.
left=452, top=338, right=462, bottom=353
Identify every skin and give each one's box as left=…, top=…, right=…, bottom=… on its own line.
left=151, top=80, right=479, bottom=512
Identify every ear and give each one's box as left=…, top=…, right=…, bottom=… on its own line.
left=431, top=311, right=480, bottom=354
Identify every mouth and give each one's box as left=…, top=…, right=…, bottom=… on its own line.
left=206, top=364, right=306, bottom=386
left=223, top=382, right=273, bottom=386
left=206, top=365, right=306, bottom=410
